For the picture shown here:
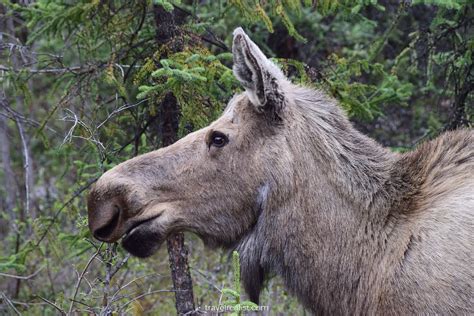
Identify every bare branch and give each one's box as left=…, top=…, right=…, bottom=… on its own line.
left=0, top=64, right=95, bottom=74
left=0, top=64, right=139, bottom=75
left=0, top=266, right=44, bottom=280
left=109, top=254, right=131, bottom=280
left=34, top=176, right=99, bottom=247
left=37, top=296, right=66, bottom=315
left=68, top=243, right=104, bottom=314
left=60, top=108, right=106, bottom=151
left=0, top=292, right=21, bottom=315
left=97, top=99, right=148, bottom=130
left=15, top=116, right=31, bottom=216
left=60, top=109, right=79, bottom=147
left=118, top=289, right=178, bottom=312
left=172, top=5, right=229, bottom=51
left=110, top=273, right=163, bottom=304
left=68, top=298, right=92, bottom=308
left=192, top=268, right=222, bottom=294
left=100, top=243, right=117, bottom=315
left=0, top=110, right=57, bottom=133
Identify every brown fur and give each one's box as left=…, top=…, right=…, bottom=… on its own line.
left=88, top=28, right=473, bottom=314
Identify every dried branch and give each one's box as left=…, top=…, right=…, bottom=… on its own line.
left=37, top=295, right=66, bottom=315
left=444, top=62, right=473, bottom=131
left=34, top=175, right=100, bottom=247
left=114, top=112, right=160, bottom=154
left=0, top=292, right=21, bottom=316
left=68, top=298, right=92, bottom=309
left=0, top=96, right=57, bottom=132
left=0, top=266, right=44, bottom=280
left=109, top=273, right=163, bottom=304
left=14, top=114, right=31, bottom=216
left=118, top=289, right=178, bottom=312
left=0, top=105, right=16, bottom=224
left=60, top=109, right=79, bottom=147
left=60, top=108, right=106, bottom=152
left=100, top=243, right=118, bottom=315
left=192, top=268, right=222, bottom=294
left=0, top=64, right=95, bottom=74
left=0, top=110, right=57, bottom=133
left=109, top=254, right=131, bottom=280
left=97, top=98, right=148, bottom=130
left=172, top=4, right=229, bottom=51
left=68, top=243, right=104, bottom=314
left=0, top=63, right=139, bottom=75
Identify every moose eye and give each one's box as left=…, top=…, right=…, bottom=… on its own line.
left=209, top=131, right=228, bottom=148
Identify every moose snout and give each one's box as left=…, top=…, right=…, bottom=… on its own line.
left=87, top=186, right=130, bottom=242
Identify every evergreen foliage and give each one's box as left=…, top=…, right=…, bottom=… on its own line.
left=219, top=251, right=259, bottom=315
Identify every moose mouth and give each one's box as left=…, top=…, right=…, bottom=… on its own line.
left=121, top=214, right=164, bottom=258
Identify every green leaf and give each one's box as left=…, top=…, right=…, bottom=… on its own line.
left=222, top=288, right=240, bottom=298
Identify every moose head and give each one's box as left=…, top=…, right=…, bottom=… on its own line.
left=87, top=25, right=404, bottom=309
left=88, top=26, right=397, bottom=306
left=88, top=28, right=297, bottom=258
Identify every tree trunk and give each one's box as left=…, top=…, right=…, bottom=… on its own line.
left=0, top=8, right=17, bottom=236
left=2, top=5, right=35, bottom=298
left=444, top=65, right=473, bottom=131
left=153, top=5, right=195, bottom=315
left=0, top=104, right=16, bottom=235
left=4, top=4, right=35, bottom=219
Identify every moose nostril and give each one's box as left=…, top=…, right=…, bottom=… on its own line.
left=93, top=206, right=121, bottom=240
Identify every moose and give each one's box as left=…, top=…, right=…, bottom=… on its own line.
left=88, top=28, right=473, bottom=314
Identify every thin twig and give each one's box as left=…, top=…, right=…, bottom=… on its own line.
left=60, top=109, right=79, bottom=147
left=6, top=300, right=28, bottom=308
left=37, top=296, right=66, bottom=315
left=81, top=275, right=94, bottom=295
left=109, top=254, right=131, bottom=280
left=0, top=266, right=44, bottom=280
left=34, top=176, right=99, bottom=247
left=0, top=64, right=94, bottom=74
left=118, top=289, right=177, bottom=312
left=15, top=117, right=30, bottom=216
left=101, top=243, right=117, bottom=314
left=97, top=99, right=148, bottom=129
left=172, top=4, right=229, bottom=51
left=0, top=102, right=57, bottom=133
left=60, top=108, right=106, bottom=150
left=0, top=64, right=138, bottom=75
left=68, top=298, right=92, bottom=308
left=1, top=292, right=22, bottom=315
left=115, top=113, right=160, bottom=154
left=110, top=273, right=164, bottom=304
left=192, top=268, right=222, bottom=293
left=68, top=243, right=104, bottom=314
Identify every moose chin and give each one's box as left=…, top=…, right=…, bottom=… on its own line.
left=121, top=216, right=163, bottom=258
left=87, top=27, right=473, bottom=315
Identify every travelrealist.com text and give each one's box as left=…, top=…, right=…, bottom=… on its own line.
left=202, top=305, right=270, bottom=312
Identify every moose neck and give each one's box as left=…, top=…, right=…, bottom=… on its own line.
left=238, top=88, right=401, bottom=313
left=288, top=88, right=397, bottom=221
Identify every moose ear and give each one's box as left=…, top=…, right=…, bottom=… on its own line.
left=232, top=27, right=287, bottom=117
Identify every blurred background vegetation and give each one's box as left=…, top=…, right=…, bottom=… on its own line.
left=0, top=0, right=472, bottom=314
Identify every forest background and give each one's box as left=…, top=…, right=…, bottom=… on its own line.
left=0, top=0, right=472, bottom=314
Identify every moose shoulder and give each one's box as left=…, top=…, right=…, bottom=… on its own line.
left=87, top=28, right=473, bottom=314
